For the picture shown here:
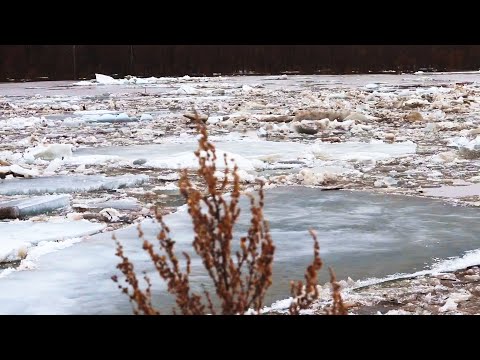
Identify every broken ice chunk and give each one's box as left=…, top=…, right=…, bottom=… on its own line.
left=95, top=73, right=120, bottom=85
left=176, top=85, right=200, bottom=95
left=0, top=194, right=70, bottom=219
left=0, top=164, right=39, bottom=178
left=140, top=114, right=154, bottom=121
left=99, top=208, right=121, bottom=222
left=25, top=144, right=73, bottom=161
left=44, top=158, right=63, bottom=175
left=0, top=219, right=105, bottom=263
left=0, top=174, right=149, bottom=195
left=82, top=113, right=137, bottom=123
left=74, top=198, right=141, bottom=211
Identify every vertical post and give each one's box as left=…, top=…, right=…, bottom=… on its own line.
left=73, top=45, right=77, bottom=80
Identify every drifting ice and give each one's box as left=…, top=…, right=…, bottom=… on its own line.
left=24, top=144, right=73, bottom=161
left=0, top=194, right=70, bottom=219
left=0, top=219, right=105, bottom=263
left=0, top=174, right=149, bottom=195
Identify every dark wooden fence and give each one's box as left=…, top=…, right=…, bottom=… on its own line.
left=1, top=45, right=479, bottom=81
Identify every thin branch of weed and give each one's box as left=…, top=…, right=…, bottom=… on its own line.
left=289, top=230, right=347, bottom=315
left=289, top=229, right=322, bottom=315
left=112, top=232, right=159, bottom=315
left=327, top=267, right=348, bottom=315
left=113, top=112, right=346, bottom=315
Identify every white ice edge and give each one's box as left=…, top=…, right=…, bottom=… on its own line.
left=262, top=247, right=480, bottom=313
left=0, top=219, right=106, bottom=263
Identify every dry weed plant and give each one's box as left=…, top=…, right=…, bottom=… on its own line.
left=289, top=230, right=347, bottom=315
left=113, top=114, right=346, bottom=315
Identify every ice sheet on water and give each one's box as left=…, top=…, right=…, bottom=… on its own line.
left=65, top=155, right=123, bottom=166
left=0, top=237, right=85, bottom=279
left=70, top=138, right=418, bottom=174
left=0, top=194, right=70, bottom=218
left=447, top=136, right=480, bottom=150
left=311, top=141, right=416, bottom=161
left=0, top=174, right=149, bottom=195
left=351, top=247, right=480, bottom=293
left=0, top=116, right=47, bottom=130
left=73, top=110, right=120, bottom=116
left=153, top=182, right=179, bottom=191
left=145, top=150, right=257, bottom=170
left=0, top=218, right=166, bottom=314
left=218, top=140, right=310, bottom=162
left=74, top=197, right=141, bottom=210
left=140, top=114, right=153, bottom=121
left=1, top=187, right=480, bottom=314
left=0, top=219, right=105, bottom=263
left=73, top=139, right=312, bottom=170
left=81, top=113, right=136, bottom=123
left=422, top=184, right=480, bottom=198
left=161, top=136, right=415, bottom=163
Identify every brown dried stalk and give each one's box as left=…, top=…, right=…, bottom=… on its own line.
left=327, top=268, right=348, bottom=315
left=289, top=230, right=347, bottom=315
left=177, top=118, right=276, bottom=314
left=112, top=233, right=159, bottom=315
left=113, top=112, right=345, bottom=315
left=143, top=216, right=206, bottom=315
left=289, top=229, right=323, bottom=315
left=114, top=113, right=275, bottom=315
